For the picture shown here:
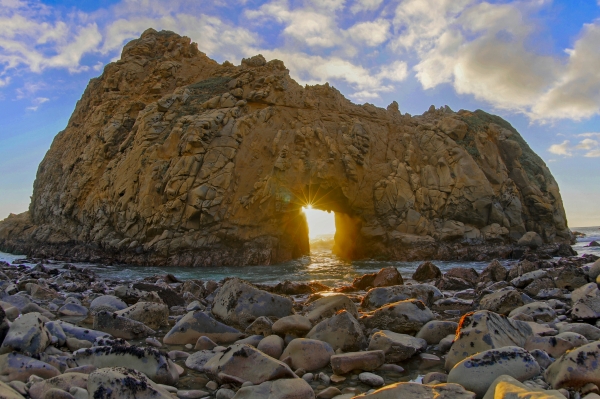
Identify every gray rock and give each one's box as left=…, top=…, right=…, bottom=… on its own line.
left=479, top=288, right=524, bottom=315
left=272, top=315, right=312, bottom=336
left=362, top=299, right=434, bottom=335
left=55, top=321, right=111, bottom=343
left=359, top=372, right=384, bottom=387
left=87, top=367, right=172, bottom=399
left=355, top=382, right=475, bottom=398
left=368, top=330, right=426, bottom=362
left=231, top=379, right=315, bottom=399
left=361, top=285, right=443, bottom=309
left=89, top=295, right=127, bottom=313
left=558, top=323, right=600, bottom=340
left=58, top=303, right=88, bottom=317
left=330, top=350, right=385, bottom=375
left=416, top=320, right=458, bottom=345
left=546, top=341, right=600, bottom=389
left=305, top=310, right=365, bottom=352
left=0, top=352, right=60, bottom=382
left=163, top=311, right=242, bottom=345
left=114, top=302, right=169, bottom=329
left=279, top=338, right=334, bottom=371
left=212, top=278, right=293, bottom=328
left=257, top=335, right=284, bottom=359
left=0, top=312, right=52, bottom=355
left=184, top=350, right=218, bottom=373
left=508, top=302, right=556, bottom=322
left=304, top=294, right=358, bottom=323
left=93, top=311, right=155, bottom=340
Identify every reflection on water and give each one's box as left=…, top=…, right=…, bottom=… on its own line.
left=0, top=226, right=597, bottom=286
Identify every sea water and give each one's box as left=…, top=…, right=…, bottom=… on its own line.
left=1, top=226, right=598, bottom=286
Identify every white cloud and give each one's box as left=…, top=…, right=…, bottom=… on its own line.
left=346, top=19, right=390, bottom=46
left=575, top=138, right=598, bottom=150
left=586, top=149, right=600, bottom=157
left=549, top=140, right=572, bottom=156
left=351, top=0, right=384, bottom=13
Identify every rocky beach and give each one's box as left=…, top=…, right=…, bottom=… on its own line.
left=0, top=247, right=599, bottom=398
left=0, top=26, right=597, bottom=399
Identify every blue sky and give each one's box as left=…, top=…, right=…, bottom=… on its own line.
left=0, top=0, right=599, bottom=227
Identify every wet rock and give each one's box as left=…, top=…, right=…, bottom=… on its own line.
left=257, top=335, right=285, bottom=358
left=163, top=311, right=242, bottom=345
left=93, top=311, right=155, bottom=339
left=72, top=345, right=179, bottom=385
left=446, top=311, right=532, bottom=370
left=204, top=343, right=296, bottom=384
left=231, top=378, right=315, bottom=399
left=508, top=302, right=556, bottom=322
left=304, top=294, right=358, bottom=323
left=0, top=352, right=60, bottom=382
left=114, top=302, right=169, bottom=329
left=89, top=295, right=127, bottom=313
left=361, top=299, right=434, bottom=335
left=479, top=288, right=524, bottom=315
left=482, top=375, right=566, bottom=399
left=546, top=341, right=600, bottom=389
left=416, top=320, right=459, bottom=345
left=28, top=373, right=88, bottom=399
left=330, top=350, right=385, bottom=375
left=272, top=315, right=312, bottom=336
left=87, top=367, right=172, bottom=399
left=212, top=278, right=293, bottom=328
left=368, top=330, right=427, bottom=362
left=0, top=312, right=52, bottom=355
left=448, top=346, right=540, bottom=398
left=372, top=267, right=403, bottom=287
left=412, top=261, right=442, bottom=282
left=361, top=284, right=443, bottom=309
left=305, top=310, right=365, bottom=352
left=478, top=260, right=508, bottom=284
left=279, top=338, right=334, bottom=371
left=357, top=382, right=475, bottom=398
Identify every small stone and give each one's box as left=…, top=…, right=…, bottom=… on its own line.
left=185, top=343, right=193, bottom=349
left=359, top=372, right=384, bottom=387
left=176, top=390, right=210, bottom=399
left=146, top=337, right=162, bottom=347
left=316, top=387, right=342, bottom=399
left=206, top=381, right=218, bottom=390
left=216, top=388, right=235, bottom=399
left=330, top=374, right=346, bottom=383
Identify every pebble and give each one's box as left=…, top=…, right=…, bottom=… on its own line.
left=359, top=372, right=384, bottom=387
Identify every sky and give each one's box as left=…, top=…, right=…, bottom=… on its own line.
left=0, top=0, right=599, bottom=228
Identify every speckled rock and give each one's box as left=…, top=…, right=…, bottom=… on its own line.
left=304, top=294, right=358, bottom=323
left=368, top=330, right=426, bottom=362
left=416, top=320, right=458, bottom=345
left=361, top=285, right=443, bottom=309
left=87, top=367, right=172, bottom=399
left=89, top=296, right=127, bottom=314
left=558, top=323, right=600, bottom=341
left=305, top=310, right=365, bottom=352
left=446, top=311, right=532, bottom=370
left=545, top=341, right=600, bottom=389
left=163, top=311, right=242, bottom=345
left=555, top=331, right=588, bottom=348
left=279, top=338, right=334, bottom=371
left=356, top=382, right=475, bottom=398
left=244, top=316, right=273, bottom=336
left=0, top=312, right=52, bottom=356
left=72, top=345, right=179, bottom=385
left=231, top=378, right=315, bottom=399
left=184, top=350, right=218, bottom=373
left=114, top=302, right=169, bottom=329
left=478, top=260, right=508, bottom=283
left=55, top=321, right=111, bottom=343
left=572, top=296, right=600, bottom=320
left=482, top=374, right=566, bottom=399
left=448, top=346, right=540, bottom=398
left=524, top=336, right=574, bottom=359
left=508, top=302, right=556, bottom=322
left=93, top=311, right=155, bottom=340
left=204, top=344, right=296, bottom=384
left=212, top=278, right=293, bottom=328
left=28, top=373, right=88, bottom=399
left=361, top=299, right=434, bottom=335
left=479, top=288, right=524, bottom=315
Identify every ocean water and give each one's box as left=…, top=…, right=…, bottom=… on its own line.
left=1, top=226, right=598, bottom=286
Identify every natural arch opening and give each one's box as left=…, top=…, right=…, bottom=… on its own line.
left=302, top=206, right=335, bottom=252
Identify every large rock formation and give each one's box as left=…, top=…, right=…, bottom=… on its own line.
left=0, top=29, right=572, bottom=266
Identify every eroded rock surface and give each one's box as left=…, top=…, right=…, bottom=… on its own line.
left=0, top=29, right=572, bottom=266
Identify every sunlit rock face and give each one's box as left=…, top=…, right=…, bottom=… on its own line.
left=0, top=29, right=572, bottom=266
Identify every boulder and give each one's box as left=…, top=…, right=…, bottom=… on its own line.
left=184, top=350, right=218, bottom=373
left=361, top=285, right=443, bottom=309
left=279, top=339, right=334, bottom=371
left=28, top=373, right=88, bottom=399
left=231, top=379, right=315, bottom=399
left=89, top=296, right=127, bottom=313
left=448, top=346, right=540, bottom=398
left=58, top=303, right=88, bottom=317
left=304, top=294, right=358, bottom=323
left=0, top=312, right=51, bottom=355
left=446, top=311, right=532, bottom=370
left=523, top=278, right=556, bottom=297
left=508, top=302, right=556, bottom=322
left=572, top=282, right=600, bottom=304
left=257, top=335, right=285, bottom=359
left=416, top=320, right=458, bottom=345
left=0, top=381, right=24, bottom=399
left=55, top=321, right=110, bottom=343
left=72, top=345, right=179, bottom=385
left=204, top=344, right=296, bottom=384
left=479, top=288, right=524, bottom=315
left=510, top=270, right=547, bottom=288
left=524, top=336, right=574, bottom=359
left=545, top=341, right=600, bottom=389
left=361, top=299, right=434, bottom=335
left=272, top=315, right=312, bottom=336
left=445, top=267, right=479, bottom=286
left=478, top=260, right=508, bottom=283
left=555, top=331, right=588, bottom=348
left=212, top=278, right=293, bottom=327
left=87, top=367, right=172, bottom=399
left=558, top=323, right=600, bottom=340
left=517, top=231, right=543, bottom=248
left=163, top=311, right=242, bottom=344
left=305, top=310, right=365, bottom=352
left=554, top=266, right=588, bottom=290
left=436, top=276, right=473, bottom=290
left=244, top=316, right=273, bottom=336
left=356, top=382, right=475, bottom=398
left=368, top=330, right=427, bottom=362
left=372, top=267, right=403, bottom=287
left=114, top=302, right=169, bottom=329
left=412, top=261, right=442, bottom=282
left=482, top=375, right=566, bottom=399
left=588, top=259, right=600, bottom=281
left=330, top=350, right=385, bottom=375
left=572, top=296, right=600, bottom=320
left=0, top=352, right=60, bottom=382
left=93, top=311, right=155, bottom=340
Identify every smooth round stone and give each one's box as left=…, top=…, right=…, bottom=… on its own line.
left=146, top=337, right=162, bottom=347
left=316, top=387, right=343, bottom=399
left=215, top=388, right=235, bottom=399
left=176, top=390, right=209, bottom=399
left=359, top=372, right=384, bottom=387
